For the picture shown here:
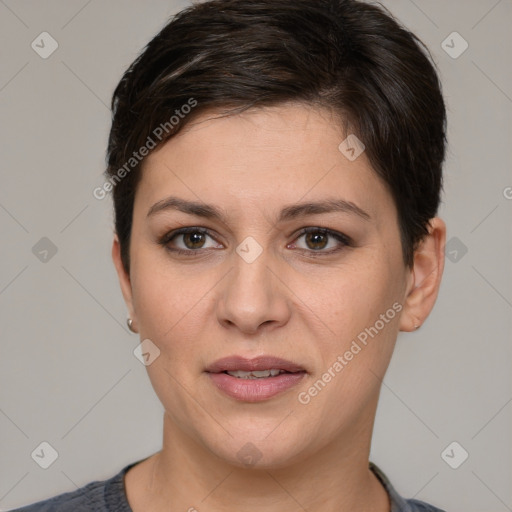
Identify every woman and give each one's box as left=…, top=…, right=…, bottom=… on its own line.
left=15, top=0, right=447, bottom=510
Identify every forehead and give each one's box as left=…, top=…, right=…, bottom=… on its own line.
left=135, top=103, right=395, bottom=223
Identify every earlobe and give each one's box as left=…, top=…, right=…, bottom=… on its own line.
left=111, top=234, right=137, bottom=330
left=399, top=217, right=446, bottom=332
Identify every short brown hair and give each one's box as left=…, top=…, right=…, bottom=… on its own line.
left=105, top=0, right=447, bottom=274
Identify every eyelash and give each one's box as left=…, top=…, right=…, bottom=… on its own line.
left=159, top=226, right=353, bottom=257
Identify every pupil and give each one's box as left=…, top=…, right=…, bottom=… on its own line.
left=306, top=232, right=327, bottom=250
left=185, top=232, right=205, bottom=249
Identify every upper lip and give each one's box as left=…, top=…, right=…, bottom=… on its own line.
left=205, top=355, right=306, bottom=374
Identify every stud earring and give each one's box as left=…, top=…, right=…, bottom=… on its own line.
left=127, top=318, right=138, bottom=333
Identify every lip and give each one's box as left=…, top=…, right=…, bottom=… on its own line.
left=205, top=355, right=307, bottom=402
left=205, top=355, right=306, bottom=374
left=207, top=371, right=306, bottom=402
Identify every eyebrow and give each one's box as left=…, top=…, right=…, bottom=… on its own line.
left=147, top=196, right=371, bottom=222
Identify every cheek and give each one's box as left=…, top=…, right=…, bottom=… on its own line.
left=312, top=257, right=401, bottom=336
left=305, top=256, right=403, bottom=394
left=130, top=261, right=213, bottom=427
left=130, top=244, right=213, bottom=342
left=297, top=270, right=401, bottom=433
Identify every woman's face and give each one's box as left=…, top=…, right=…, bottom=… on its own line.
left=115, top=103, right=416, bottom=468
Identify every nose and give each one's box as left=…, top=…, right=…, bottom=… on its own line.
left=216, top=247, right=291, bottom=335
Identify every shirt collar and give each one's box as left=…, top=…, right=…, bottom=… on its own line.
left=113, top=458, right=413, bottom=512
left=370, top=461, right=414, bottom=512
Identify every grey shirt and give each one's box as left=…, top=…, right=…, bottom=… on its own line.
left=10, top=459, right=446, bottom=511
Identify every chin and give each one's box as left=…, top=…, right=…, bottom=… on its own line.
left=205, top=426, right=311, bottom=471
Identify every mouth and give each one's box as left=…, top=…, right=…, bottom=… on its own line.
left=221, top=368, right=297, bottom=379
left=205, top=355, right=307, bottom=374
left=205, top=355, right=307, bottom=402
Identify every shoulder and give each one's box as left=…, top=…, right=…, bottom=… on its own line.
left=8, top=459, right=144, bottom=512
left=370, top=461, right=447, bottom=512
left=404, top=498, right=447, bottom=512
left=9, top=479, right=109, bottom=511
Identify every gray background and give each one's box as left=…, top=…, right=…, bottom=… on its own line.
left=0, top=0, right=511, bottom=510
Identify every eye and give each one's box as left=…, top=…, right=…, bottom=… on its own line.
left=160, top=227, right=222, bottom=254
left=159, top=226, right=352, bottom=257
left=289, top=227, right=352, bottom=254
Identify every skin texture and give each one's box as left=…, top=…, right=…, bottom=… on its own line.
left=112, top=102, right=446, bottom=512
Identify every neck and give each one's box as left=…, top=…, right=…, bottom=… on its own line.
left=132, top=399, right=390, bottom=512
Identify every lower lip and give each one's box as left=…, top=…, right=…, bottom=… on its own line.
left=207, top=371, right=307, bottom=402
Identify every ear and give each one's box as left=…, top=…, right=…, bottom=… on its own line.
left=399, top=217, right=446, bottom=332
left=111, top=234, right=137, bottom=332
